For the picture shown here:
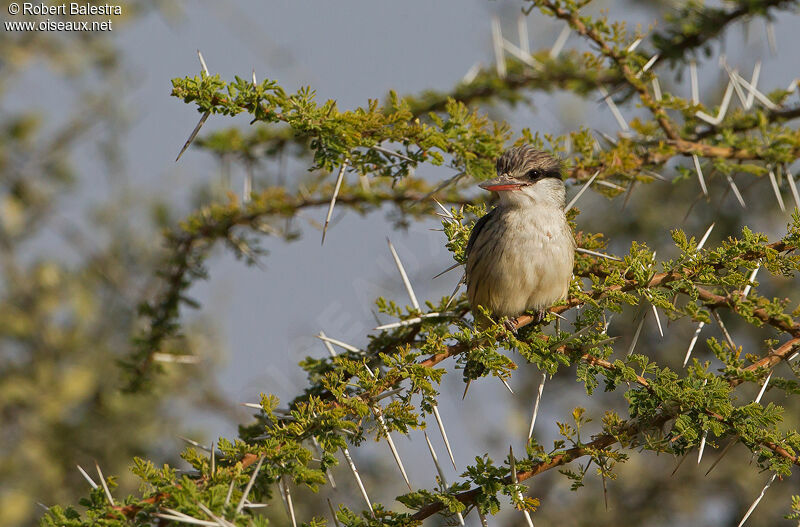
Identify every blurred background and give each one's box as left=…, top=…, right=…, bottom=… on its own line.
left=2, top=0, right=799, bottom=525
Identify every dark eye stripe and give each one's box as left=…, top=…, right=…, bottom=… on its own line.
left=525, top=169, right=562, bottom=180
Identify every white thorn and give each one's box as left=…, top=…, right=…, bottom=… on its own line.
left=642, top=53, right=659, bottom=73
left=517, top=14, right=529, bottom=55
left=598, top=86, right=629, bottom=131
left=744, top=61, right=761, bottom=110
left=76, top=465, right=98, bottom=489
left=509, top=450, right=535, bottom=527
left=527, top=372, right=547, bottom=439
left=491, top=17, right=506, bottom=78
left=652, top=77, right=662, bottom=101
left=444, top=273, right=464, bottom=310
left=155, top=513, right=217, bottom=526
left=322, top=161, right=349, bottom=244
left=375, top=387, right=404, bottom=401
left=94, top=461, right=115, bottom=506
left=197, top=502, right=234, bottom=527
left=243, top=170, right=252, bottom=204
left=594, top=129, right=618, bottom=146
left=754, top=370, right=773, bottom=404
left=711, top=311, right=736, bottom=351
left=424, top=432, right=447, bottom=484
left=726, top=174, right=747, bottom=208
left=316, top=333, right=360, bottom=354
left=433, top=262, right=461, bottom=280
left=768, top=169, right=786, bottom=212
left=235, top=456, right=264, bottom=514
left=737, top=473, right=777, bottom=527
left=371, top=144, right=414, bottom=162
left=387, top=239, right=420, bottom=311
left=651, top=304, right=664, bottom=338
left=765, top=20, right=777, bottom=56
left=575, top=247, right=621, bottom=261
left=722, top=64, right=748, bottom=108
left=372, top=403, right=412, bottom=490
left=595, top=179, right=626, bottom=191
left=626, top=37, right=643, bottom=52
left=153, top=352, right=200, bottom=363
left=432, top=198, right=455, bottom=219
left=697, top=431, right=708, bottom=463
left=684, top=321, right=705, bottom=367
left=742, top=265, right=760, bottom=298
left=178, top=435, right=212, bottom=452
left=310, top=435, right=336, bottom=488
left=704, top=437, right=737, bottom=476
left=502, top=38, right=542, bottom=69
left=224, top=478, right=235, bottom=507
left=423, top=433, right=465, bottom=525
left=318, top=330, right=338, bottom=357
left=695, top=111, right=719, bottom=125
left=550, top=25, right=571, bottom=58
left=603, top=314, right=614, bottom=334
left=695, top=79, right=734, bottom=125
left=278, top=478, right=298, bottom=527
left=785, top=165, right=800, bottom=210
left=735, top=71, right=780, bottom=110
left=627, top=308, right=647, bottom=357
left=697, top=222, right=715, bottom=251
left=565, top=170, right=600, bottom=211
left=692, top=155, right=708, bottom=197
left=176, top=111, right=210, bottom=162
left=690, top=60, right=699, bottom=105
left=432, top=404, right=457, bottom=470
left=462, top=62, right=481, bottom=84
left=327, top=498, right=343, bottom=527
left=717, top=78, right=733, bottom=124
left=697, top=378, right=710, bottom=463
left=197, top=49, right=209, bottom=76
left=500, top=377, right=515, bottom=395
left=210, top=441, right=215, bottom=477
left=342, top=447, right=374, bottom=516
left=252, top=69, right=257, bottom=87
left=375, top=313, right=448, bottom=331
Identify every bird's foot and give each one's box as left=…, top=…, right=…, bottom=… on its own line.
left=504, top=317, right=520, bottom=335
left=533, top=309, right=547, bottom=325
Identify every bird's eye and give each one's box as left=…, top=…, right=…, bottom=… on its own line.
left=526, top=169, right=542, bottom=180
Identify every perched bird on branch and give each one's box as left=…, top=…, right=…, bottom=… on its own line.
left=466, top=145, right=575, bottom=331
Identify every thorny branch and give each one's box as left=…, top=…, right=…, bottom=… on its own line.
left=534, top=0, right=680, bottom=140
left=45, top=2, right=800, bottom=526
left=126, top=185, right=479, bottom=390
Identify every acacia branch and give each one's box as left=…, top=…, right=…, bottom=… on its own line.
left=537, top=0, right=679, bottom=140
left=125, top=185, right=477, bottom=390
left=411, top=334, right=800, bottom=523
left=651, top=0, right=797, bottom=63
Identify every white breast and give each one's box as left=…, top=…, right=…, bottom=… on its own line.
left=466, top=205, right=574, bottom=319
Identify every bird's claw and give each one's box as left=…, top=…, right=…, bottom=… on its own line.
left=504, top=318, right=519, bottom=335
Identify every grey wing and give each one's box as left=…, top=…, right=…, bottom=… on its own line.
left=465, top=208, right=497, bottom=259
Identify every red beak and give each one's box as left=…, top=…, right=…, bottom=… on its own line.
left=479, top=174, right=524, bottom=192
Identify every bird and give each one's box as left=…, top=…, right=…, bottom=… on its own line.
left=465, top=145, right=575, bottom=331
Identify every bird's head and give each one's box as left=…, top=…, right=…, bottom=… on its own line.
left=479, top=145, right=566, bottom=208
